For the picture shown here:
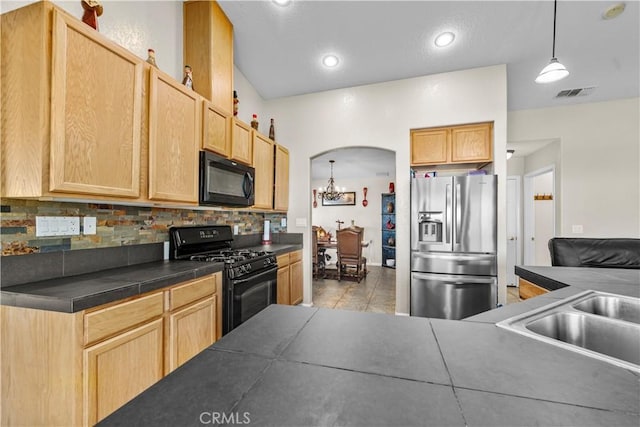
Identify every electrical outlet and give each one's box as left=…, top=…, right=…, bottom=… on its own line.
left=281, top=217, right=287, bottom=227
left=572, top=225, right=584, bottom=234
left=234, top=225, right=239, bottom=235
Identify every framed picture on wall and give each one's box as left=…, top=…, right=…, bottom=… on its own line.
left=322, top=192, right=356, bottom=206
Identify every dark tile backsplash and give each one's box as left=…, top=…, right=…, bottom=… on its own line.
left=0, top=198, right=287, bottom=256
left=0, top=251, right=64, bottom=287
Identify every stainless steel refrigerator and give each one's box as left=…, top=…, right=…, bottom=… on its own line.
left=410, top=175, right=497, bottom=319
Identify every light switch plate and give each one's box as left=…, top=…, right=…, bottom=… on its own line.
left=36, top=216, right=80, bottom=236
left=295, top=218, right=307, bottom=227
left=281, top=217, right=287, bottom=227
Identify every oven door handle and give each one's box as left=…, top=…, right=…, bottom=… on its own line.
left=231, top=265, right=278, bottom=284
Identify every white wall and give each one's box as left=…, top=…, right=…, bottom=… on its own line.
left=509, top=98, right=640, bottom=238
left=533, top=173, right=554, bottom=265
left=266, top=65, right=509, bottom=314
left=233, top=66, right=267, bottom=129
left=2, top=1, right=184, bottom=80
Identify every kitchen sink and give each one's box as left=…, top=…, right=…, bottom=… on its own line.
left=497, top=291, right=640, bottom=372
left=572, top=294, right=640, bottom=324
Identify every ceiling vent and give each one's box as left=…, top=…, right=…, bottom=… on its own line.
left=555, top=87, right=596, bottom=98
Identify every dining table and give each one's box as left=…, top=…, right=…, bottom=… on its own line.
left=317, top=240, right=369, bottom=249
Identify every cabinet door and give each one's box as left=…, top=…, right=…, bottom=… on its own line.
left=252, top=132, right=275, bottom=209
left=167, top=296, right=217, bottom=373
left=450, top=122, right=493, bottom=163
left=410, top=128, right=449, bottom=166
left=50, top=10, right=143, bottom=197
left=289, top=260, right=303, bottom=305
left=230, top=118, right=253, bottom=165
left=84, top=319, right=163, bottom=425
left=183, top=0, right=234, bottom=113
left=202, top=100, right=231, bottom=156
left=277, top=266, right=290, bottom=305
left=148, top=68, right=200, bottom=203
left=274, top=144, right=290, bottom=211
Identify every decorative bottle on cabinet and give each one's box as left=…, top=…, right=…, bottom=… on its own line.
left=381, top=193, right=396, bottom=268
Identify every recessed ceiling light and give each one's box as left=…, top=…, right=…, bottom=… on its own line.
left=273, top=0, right=292, bottom=6
left=322, top=54, right=339, bottom=68
left=602, top=2, right=625, bottom=19
left=434, top=32, right=455, bottom=48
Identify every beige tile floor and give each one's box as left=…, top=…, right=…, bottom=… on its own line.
left=312, top=265, right=396, bottom=314
left=312, top=266, right=522, bottom=314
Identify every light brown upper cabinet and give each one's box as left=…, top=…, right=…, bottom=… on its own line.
left=252, top=131, right=275, bottom=209
left=274, top=144, right=290, bottom=211
left=1, top=3, right=143, bottom=200
left=410, top=122, right=493, bottom=166
left=230, top=118, right=253, bottom=166
left=202, top=100, right=231, bottom=157
left=148, top=67, right=201, bottom=204
left=183, top=0, right=234, bottom=114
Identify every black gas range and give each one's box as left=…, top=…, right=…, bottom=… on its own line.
left=169, top=225, right=278, bottom=335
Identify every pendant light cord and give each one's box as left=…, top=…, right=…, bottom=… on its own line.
left=552, top=0, right=558, bottom=58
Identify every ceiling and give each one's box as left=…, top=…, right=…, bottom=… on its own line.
left=220, top=1, right=638, bottom=181
left=219, top=0, right=639, bottom=112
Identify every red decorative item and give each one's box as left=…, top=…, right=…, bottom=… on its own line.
left=362, top=187, right=368, bottom=207
left=81, top=0, right=103, bottom=31
left=312, top=189, right=318, bottom=208
left=389, top=182, right=395, bottom=193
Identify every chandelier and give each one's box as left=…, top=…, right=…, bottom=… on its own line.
left=318, top=160, right=344, bottom=201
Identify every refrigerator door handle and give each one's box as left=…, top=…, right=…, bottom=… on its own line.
left=412, top=272, right=497, bottom=284
left=445, top=183, right=452, bottom=244
left=455, top=183, right=461, bottom=244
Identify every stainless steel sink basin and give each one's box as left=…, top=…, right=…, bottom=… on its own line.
left=572, top=294, right=640, bottom=324
left=497, top=291, right=640, bottom=372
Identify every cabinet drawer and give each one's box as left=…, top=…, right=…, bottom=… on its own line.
left=168, top=275, right=217, bottom=311
left=277, top=253, right=290, bottom=267
left=289, top=250, right=302, bottom=263
left=84, top=292, right=164, bottom=345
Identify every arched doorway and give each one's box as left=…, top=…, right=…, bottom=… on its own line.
left=310, top=147, right=397, bottom=313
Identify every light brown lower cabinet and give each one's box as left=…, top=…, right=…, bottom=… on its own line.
left=0, top=271, right=222, bottom=426
left=277, top=250, right=303, bottom=305
left=166, top=296, right=217, bottom=374
left=84, top=319, right=164, bottom=425
left=518, top=277, right=550, bottom=300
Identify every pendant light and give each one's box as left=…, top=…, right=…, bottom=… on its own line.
left=318, top=160, right=344, bottom=201
left=535, top=0, right=569, bottom=84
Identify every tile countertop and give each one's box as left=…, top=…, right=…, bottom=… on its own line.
left=99, top=303, right=640, bottom=426
left=0, top=243, right=302, bottom=313
left=99, top=266, right=640, bottom=427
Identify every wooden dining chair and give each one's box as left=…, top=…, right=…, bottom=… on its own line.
left=336, top=226, right=366, bottom=282
left=312, top=226, right=326, bottom=279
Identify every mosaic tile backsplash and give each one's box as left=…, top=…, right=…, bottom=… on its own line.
left=0, top=199, right=287, bottom=256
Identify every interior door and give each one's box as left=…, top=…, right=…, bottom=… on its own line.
left=506, top=176, right=520, bottom=286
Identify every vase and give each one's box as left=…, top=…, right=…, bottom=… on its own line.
left=386, top=201, right=394, bottom=213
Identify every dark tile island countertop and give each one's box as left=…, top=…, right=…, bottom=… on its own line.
left=99, top=266, right=640, bottom=427
left=0, top=241, right=302, bottom=313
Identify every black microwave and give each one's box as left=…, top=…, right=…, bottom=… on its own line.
left=199, top=151, right=255, bottom=207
